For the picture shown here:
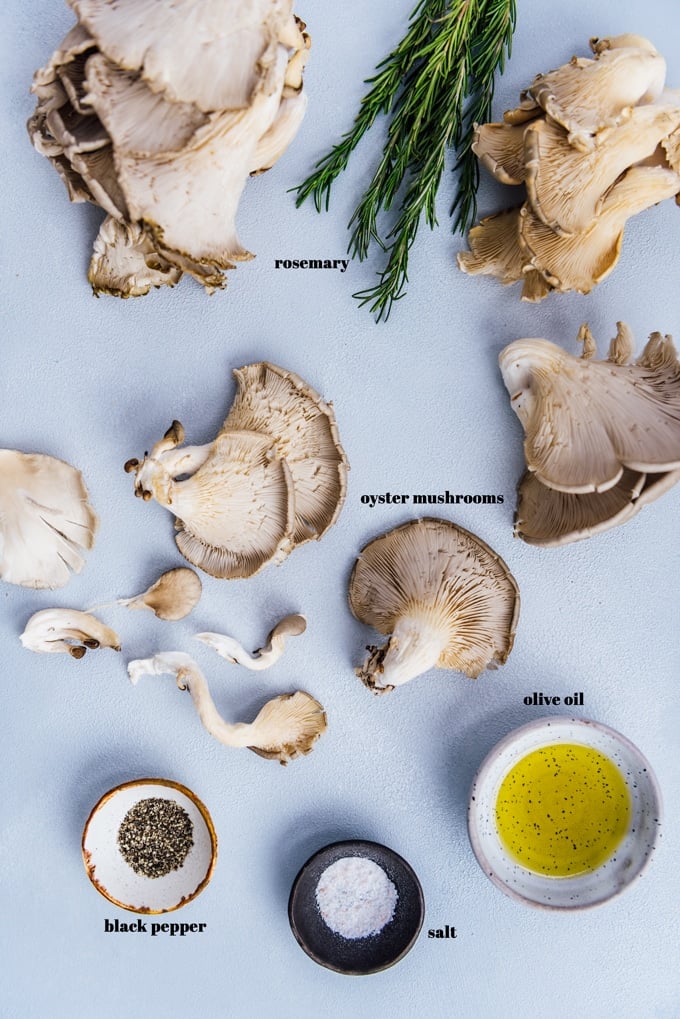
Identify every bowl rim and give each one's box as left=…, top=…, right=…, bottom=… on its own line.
left=81, top=777, right=218, bottom=914
left=467, top=716, right=663, bottom=911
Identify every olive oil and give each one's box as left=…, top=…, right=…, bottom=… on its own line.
left=495, top=743, right=631, bottom=876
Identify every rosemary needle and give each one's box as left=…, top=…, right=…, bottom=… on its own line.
left=294, top=0, right=516, bottom=321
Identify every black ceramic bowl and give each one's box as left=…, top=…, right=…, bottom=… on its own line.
left=288, top=839, right=425, bottom=975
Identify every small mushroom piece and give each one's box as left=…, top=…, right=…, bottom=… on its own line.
left=128, top=652, right=326, bottom=764
left=94, top=567, right=202, bottom=619
left=222, top=363, right=349, bottom=544
left=0, top=450, right=98, bottom=589
left=349, top=519, right=520, bottom=694
left=88, top=216, right=182, bottom=297
left=499, top=326, right=680, bottom=494
left=196, top=613, right=306, bottom=669
left=20, top=608, right=121, bottom=658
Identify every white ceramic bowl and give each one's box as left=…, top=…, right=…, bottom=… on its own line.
left=467, top=717, right=662, bottom=910
left=82, top=778, right=217, bottom=913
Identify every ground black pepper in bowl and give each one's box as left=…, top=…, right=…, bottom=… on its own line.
left=117, top=797, right=194, bottom=879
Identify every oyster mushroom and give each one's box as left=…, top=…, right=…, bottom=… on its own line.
left=499, top=325, right=680, bottom=494
left=128, top=652, right=326, bottom=764
left=124, top=364, right=347, bottom=577
left=28, top=0, right=311, bottom=296
left=196, top=613, right=306, bottom=669
left=0, top=450, right=97, bottom=589
left=20, top=608, right=120, bottom=658
left=128, top=427, right=295, bottom=579
left=349, top=518, right=520, bottom=694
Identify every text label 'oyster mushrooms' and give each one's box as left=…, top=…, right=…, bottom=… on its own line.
left=196, top=613, right=306, bottom=670
left=20, top=608, right=121, bottom=659
left=124, top=363, right=348, bottom=579
left=457, top=34, right=680, bottom=301
left=500, top=322, right=680, bottom=545
left=28, top=0, right=311, bottom=297
left=128, top=653, right=326, bottom=765
left=349, top=518, right=520, bottom=695
left=0, top=450, right=97, bottom=589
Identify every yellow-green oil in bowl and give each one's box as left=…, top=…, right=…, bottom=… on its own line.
left=495, top=743, right=631, bottom=876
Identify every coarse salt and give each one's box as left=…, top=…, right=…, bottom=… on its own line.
left=315, top=857, right=398, bottom=939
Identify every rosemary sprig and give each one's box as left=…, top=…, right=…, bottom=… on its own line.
left=294, top=0, right=516, bottom=321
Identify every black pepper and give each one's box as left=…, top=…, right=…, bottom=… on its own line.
left=117, top=797, right=194, bottom=879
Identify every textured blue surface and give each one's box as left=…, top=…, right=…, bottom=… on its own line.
left=2, top=2, right=679, bottom=1017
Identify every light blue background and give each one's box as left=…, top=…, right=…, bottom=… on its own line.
left=2, top=2, right=679, bottom=1017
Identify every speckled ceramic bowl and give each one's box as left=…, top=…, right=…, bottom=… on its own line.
left=467, top=717, right=662, bottom=910
left=82, top=778, right=217, bottom=913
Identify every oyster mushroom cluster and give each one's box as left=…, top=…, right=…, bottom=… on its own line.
left=125, top=362, right=348, bottom=578
left=500, top=322, right=680, bottom=546
left=28, top=0, right=311, bottom=297
left=458, top=34, right=680, bottom=300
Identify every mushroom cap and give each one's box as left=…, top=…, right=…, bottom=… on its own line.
left=518, top=165, right=680, bottom=293
left=126, top=567, right=202, bottom=620
left=222, top=362, right=349, bottom=544
left=472, top=122, right=527, bottom=185
left=0, top=450, right=98, bottom=589
left=68, top=0, right=300, bottom=112
left=526, top=36, right=666, bottom=151
left=515, top=467, right=680, bottom=546
left=172, top=430, right=296, bottom=579
left=524, top=102, right=680, bottom=235
left=349, top=518, right=520, bottom=679
left=247, top=690, right=327, bottom=763
left=456, top=208, right=554, bottom=301
left=500, top=331, right=680, bottom=494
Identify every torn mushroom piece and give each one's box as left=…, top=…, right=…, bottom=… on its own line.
left=20, top=608, right=120, bottom=659
left=128, top=653, right=326, bottom=764
left=349, top=519, right=520, bottom=694
left=124, top=363, right=347, bottom=577
left=196, top=614, right=306, bottom=669
left=0, top=450, right=97, bottom=589
left=28, top=0, right=311, bottom=296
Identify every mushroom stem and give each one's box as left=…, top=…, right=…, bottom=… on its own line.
left=127, top=653, right=326, bottom=764
left=196, top=613, right=306, bottom=670
left=357, top=613, right=449, bottom=694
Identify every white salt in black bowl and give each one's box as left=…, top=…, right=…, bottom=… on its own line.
left=288, top=839, right=424, bottom=974
left=82, top=778, right=217, bottom=913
